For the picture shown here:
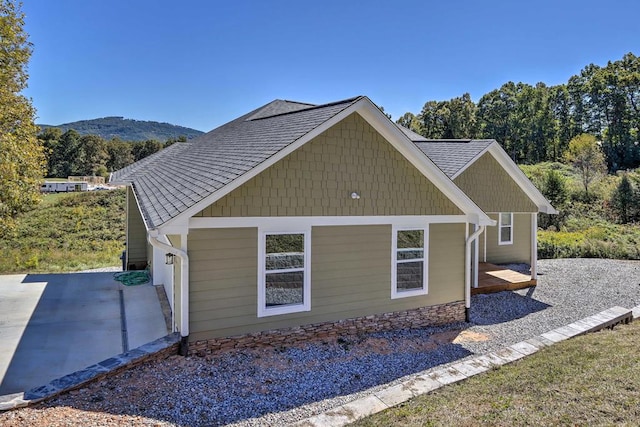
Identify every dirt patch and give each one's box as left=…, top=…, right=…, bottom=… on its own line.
left=453, top=330, right=491, bottom=343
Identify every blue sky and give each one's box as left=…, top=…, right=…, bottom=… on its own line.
left=22, top=0, right=640, bottom=132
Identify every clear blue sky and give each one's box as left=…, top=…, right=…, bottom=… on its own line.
left=22, top=0, right=640, bottom=132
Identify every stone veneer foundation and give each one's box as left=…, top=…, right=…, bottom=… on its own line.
left=189, top=301, right=465, bottom=356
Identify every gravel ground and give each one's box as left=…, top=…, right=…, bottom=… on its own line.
left=2, top=258, right=639, bottom=427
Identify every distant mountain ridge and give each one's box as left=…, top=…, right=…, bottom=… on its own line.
left=38, top=116, right=204, bottom=142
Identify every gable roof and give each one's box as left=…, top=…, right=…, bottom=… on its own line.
left=397, top=124, right=556, bottom=214
left=112, top=97, right=494, bottom=231
left=111, top=97, right=364, bottom=229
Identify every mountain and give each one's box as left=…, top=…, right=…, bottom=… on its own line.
left=38, top=116, right=204, bottom=141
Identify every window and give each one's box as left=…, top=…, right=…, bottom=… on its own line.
left=258, top=231, right=310, bottom=317
left=499, top=213, right=513, bottom=245
left=392, top=228, right=428, bottom=298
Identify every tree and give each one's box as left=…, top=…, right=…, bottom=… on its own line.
left=0, top=0, right=45, bottom=235
left=477, top=82, right=518, bottom=159
left=395, top=112, right=422, bottom=135
left=164, top=135, right=187, bottom=147
left=106, top=138, right=134, bottom=171
left=540, top=169, right=568, bottom=229
left=416, top=93, right=478, bottom=139
left=418, top=100, right=448, bottom=138
left=611, top=174, right=635, bottom=223
left=77, top=135, right=108, bottom=176
left=38, top=127, right=62, bottom=176
left=52, top=129, right=81, bottom=177
left=563, top=134, right=607, bottom=199
left=446, top=93, right=478, bottom=138
left=132, top=139, right=162, bottom=161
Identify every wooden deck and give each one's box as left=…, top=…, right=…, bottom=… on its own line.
left=472, top=262, right=536, bottom=295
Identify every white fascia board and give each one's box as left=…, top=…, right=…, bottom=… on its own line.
left=157, top=98, right=369, bottom=232
left=189, top=215, right=470, bottom=230
left=356, top=99, right=492, bottom=226
left=486, top=144, right=558, bottom=214
left=158, top=222, right=190, bottom=235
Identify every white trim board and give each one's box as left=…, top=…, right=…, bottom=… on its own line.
left=189, top=215, right=470, bottom=230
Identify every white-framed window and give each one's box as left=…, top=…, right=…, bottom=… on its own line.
left=392, top=227, right=428, bottom=299
left=258, top=230, right=311, bottom=317
left=498, top=213, right=513, bottom=245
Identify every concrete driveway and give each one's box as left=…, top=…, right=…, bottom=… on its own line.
left=0, top=272, right=168, bottom=396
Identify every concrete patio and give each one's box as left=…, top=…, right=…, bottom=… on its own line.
left=0, top=272, right=168, bottom=396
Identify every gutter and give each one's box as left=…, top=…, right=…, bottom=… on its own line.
left=147, top=232, right=189, bottom=356
left=465, top=225, right=485, bottom=322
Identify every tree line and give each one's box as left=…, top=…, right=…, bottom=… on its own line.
left=396, top=52, right=640, bottom=172
left=37, top=127, right=185, bottom=178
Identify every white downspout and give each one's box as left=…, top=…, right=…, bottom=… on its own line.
left=148, top=232, right=189, bottom=356
left=465, top=225, right=485, bottom=322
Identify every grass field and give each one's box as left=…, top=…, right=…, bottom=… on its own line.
left=352, top=321, right=640, bottom=426
left=0, top=189, right=126, bottom=273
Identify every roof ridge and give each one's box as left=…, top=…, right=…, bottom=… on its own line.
left=247, top=96, right=363, bottom=122
left=417, top=139, right=496, bottom=143
left=280, top=99, right=317, bottom=107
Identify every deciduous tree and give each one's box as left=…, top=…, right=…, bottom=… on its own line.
left=564, top=134, right=607, bottom=199
left=0, top=0, right=45, bottom=235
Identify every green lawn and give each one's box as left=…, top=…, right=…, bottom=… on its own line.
left=352, top=321, right=640, bottom=426
left=0, top=189, right=126, bottom=273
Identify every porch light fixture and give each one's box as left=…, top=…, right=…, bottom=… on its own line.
left=350, top=192, right=360, bottom=199
left=165, top=253, right=175, bottom=265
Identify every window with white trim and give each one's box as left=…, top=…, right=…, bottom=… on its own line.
left=392, top=228, right=428, bottom=298
left=258, top=231, right=311, bottom=317
left=498, top=213, right=513, bottom=245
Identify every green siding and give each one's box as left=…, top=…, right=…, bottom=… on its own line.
left=126, top=186, right=147, bottom=268
left=188, top=224, right=466, bottom=342
left=482, top=213, right=532, bottom=264
left=454, top=153, right=537, bottom=213
left=195, top=113, right=462, bottom=218
left=429, top=223, right=465, bottom=302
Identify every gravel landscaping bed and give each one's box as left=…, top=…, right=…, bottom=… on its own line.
left=2, top=258, right=639, bottom=426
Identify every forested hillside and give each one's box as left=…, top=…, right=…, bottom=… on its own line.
left=397, top=52, right=639, bottom=172
left=38, top=128, right=185, bottom=178
left=39, top=116, right=203, bottom=142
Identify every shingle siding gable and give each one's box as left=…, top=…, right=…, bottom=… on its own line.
left=453, top=152, right=538, bottom=213
left=196, top=113, right=462, bottom=217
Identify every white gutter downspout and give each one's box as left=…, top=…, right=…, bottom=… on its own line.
left=148, top=232, right=189, bottom=356
left=465, top=225, right=485, bottom=322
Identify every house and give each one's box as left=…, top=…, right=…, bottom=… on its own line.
left=111, top=96, right=555, bottom=355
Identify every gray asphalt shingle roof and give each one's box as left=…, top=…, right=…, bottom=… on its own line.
left=413, top=139, right=494, bottom=178
left=395, top=123, right=494, bottom=178
left=111, top=97, right=362, bottom=228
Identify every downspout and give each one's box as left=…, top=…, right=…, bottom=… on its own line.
left=148, top=232, right=189, bottom=356
left=465, top=225, right=485, bottom=322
